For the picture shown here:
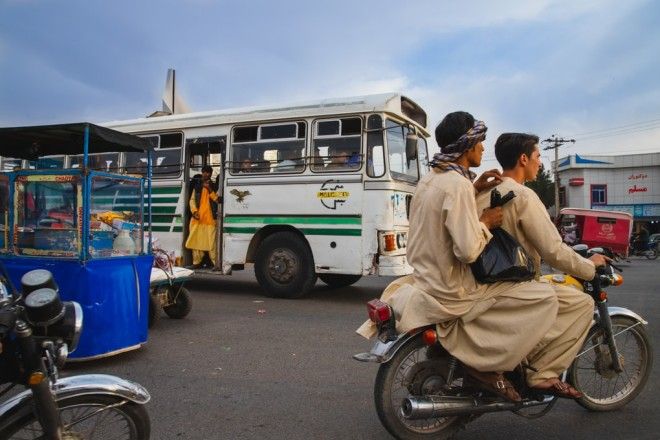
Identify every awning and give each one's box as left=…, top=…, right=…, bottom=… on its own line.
left=0, top=122, right=153, bottom=159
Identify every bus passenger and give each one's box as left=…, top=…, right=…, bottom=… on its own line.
left=185, top=165, right=219, bottom=269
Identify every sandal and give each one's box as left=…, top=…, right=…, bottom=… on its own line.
left=531, top=378, right=583, bottom=399
left=463, top=366, right=522, bottom=402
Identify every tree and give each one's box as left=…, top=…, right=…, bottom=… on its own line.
left=525, top=164, right=554, bottom=208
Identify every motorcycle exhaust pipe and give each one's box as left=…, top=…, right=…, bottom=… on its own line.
left=402, top=395, right=553, bottom=419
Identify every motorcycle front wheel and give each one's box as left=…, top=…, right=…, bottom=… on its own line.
left=568, top=316, right=653, bottom=411
left=3, top=394, right=150, bottom=439
left=374, top=333, right=470, bottom=440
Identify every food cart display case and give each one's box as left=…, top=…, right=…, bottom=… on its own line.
left=0, top=123, right=154, bottom=360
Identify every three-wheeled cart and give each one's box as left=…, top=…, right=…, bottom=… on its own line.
left=556, top=207, right=633, bottom=258
left=0, top=123, right=154, bottom=360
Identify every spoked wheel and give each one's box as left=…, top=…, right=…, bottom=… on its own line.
left=374, top=334, right=470, bottom=439
left=163, top=286, right=193, bottom=319
left=568, top=316, right=653, bottom=411
left=3, top=394, right=150, bottom=439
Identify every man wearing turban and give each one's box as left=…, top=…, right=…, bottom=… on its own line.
left=358, top=112, right=559, bottom=401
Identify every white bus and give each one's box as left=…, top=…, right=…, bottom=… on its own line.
left=3, top=93, right=431, bottom=298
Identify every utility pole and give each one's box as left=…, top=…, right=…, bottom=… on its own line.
left=542, top=135, right=575, bottom=216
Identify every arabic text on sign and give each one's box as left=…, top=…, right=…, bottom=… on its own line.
left=628, top=185, right=648, bottom=194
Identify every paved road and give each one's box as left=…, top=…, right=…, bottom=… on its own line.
left=67, top=259, right=660, bottom=439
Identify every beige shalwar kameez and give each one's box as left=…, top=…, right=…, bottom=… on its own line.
left=357, top=170, right=558, bottom=373
left=475, top=177, right=595, bottom=385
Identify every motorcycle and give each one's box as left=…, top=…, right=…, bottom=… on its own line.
left=628, top=237, right=658, bottom=260
left=354, top=247, right=652, bottom=439
left=0, top=267, right=151, bottom=439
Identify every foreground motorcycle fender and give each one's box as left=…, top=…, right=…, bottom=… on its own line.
left=601, top=306, right=648, bottom=325
left=0, top=374, right=150, bottom=425
left=354, top=327, right=429, bottom=364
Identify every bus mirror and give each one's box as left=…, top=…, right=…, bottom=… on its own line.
left=406, top=132, right=418, bottom=161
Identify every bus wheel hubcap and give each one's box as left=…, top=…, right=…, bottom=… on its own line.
left=269, top=249, right=297, bottom=283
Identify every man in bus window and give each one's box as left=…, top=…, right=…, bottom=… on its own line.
left=326, top=149, right=349, bottom=169
left=185, top=165, right=219, bottom=268
left=358, top=111, right=559, bottom=402
left=239, top=159, right=253, bottom=173
left=274, top=148, right=300, bottom=172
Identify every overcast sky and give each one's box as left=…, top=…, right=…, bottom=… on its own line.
left=1, top=0, right=659, bottom=172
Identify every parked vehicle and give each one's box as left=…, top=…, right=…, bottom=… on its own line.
left=0, top=267, right=151, bottom=439
left=354, top=247, right=652, bottom=439
left=149, top=248, right=194, bottom=327
left=556, top=208, right=633, bottom=258
left=628, top=235, right=658, bottom=260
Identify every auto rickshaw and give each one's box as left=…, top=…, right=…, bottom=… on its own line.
left=556, top=208, right=633, bottom=258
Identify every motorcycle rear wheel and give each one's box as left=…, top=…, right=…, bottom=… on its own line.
left=569, top=316, right=652, bottom=411
left=2, top=394, right=150, bottom=439
left=374, top=334, right=469, bottom=440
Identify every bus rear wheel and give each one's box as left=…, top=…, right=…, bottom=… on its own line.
left=255, top=232, right=317, bottom=299
left=318, top=274, right=362, bottom=288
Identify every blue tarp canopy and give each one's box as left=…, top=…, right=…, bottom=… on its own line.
left=0, top=122, right=152, bottom=159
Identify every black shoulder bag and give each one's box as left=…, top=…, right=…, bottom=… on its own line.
left=470, top=189, right=536, bottom=283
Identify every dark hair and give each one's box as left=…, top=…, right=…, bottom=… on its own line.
left=202, top=165, right=213, bottom=173
left=494, top=133, right=540, bottom=170
left=435, top=111, right=475, bottom=150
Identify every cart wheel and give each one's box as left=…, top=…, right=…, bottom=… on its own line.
left=148, top=293, right=159, bottom=328
left=164, top=286, right=193, bottom=319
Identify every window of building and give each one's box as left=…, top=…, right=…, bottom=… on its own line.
left=559, top=186, right=567, bottom=208
left=591, top=184, right=607, bottom=206
left=311, top=117, right=362, bottom=172
left=231, top=122, right=306, bottom=174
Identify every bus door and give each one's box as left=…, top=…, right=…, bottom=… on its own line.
left=184, top=136, right=226, bottom=268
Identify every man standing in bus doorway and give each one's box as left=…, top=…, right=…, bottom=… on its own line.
left=186, top=165, right=220, bottom=269
left=358, top=112, right=559, bottom=402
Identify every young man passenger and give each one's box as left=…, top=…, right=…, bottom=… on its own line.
left=358, top=112, right=559, bottom=402
left=475, top=133, right=608, bottom=398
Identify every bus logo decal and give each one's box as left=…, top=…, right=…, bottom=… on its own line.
left=317, top=180, right=349, bottom=210
left=230, top=189, right=252, bottom=203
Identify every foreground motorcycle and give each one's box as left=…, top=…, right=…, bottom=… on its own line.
left=354, top=249, right=652, bottom=439
left=0, top=268, right=151, bottom=439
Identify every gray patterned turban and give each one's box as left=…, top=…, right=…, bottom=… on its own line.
left=430, top=120, right=487, bottom=166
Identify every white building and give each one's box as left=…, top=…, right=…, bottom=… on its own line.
left=554, top=152, right=660, bottom=232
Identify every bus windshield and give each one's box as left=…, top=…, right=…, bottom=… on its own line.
left=386, top=119, right=419, bottom=183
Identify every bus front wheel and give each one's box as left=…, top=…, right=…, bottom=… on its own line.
left=255, top=232, right=317, bottom=299
left=318, top=274, right=362, bottom=288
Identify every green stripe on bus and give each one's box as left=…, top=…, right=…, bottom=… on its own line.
left=173, top=226, right=183, bottom=232
left=150, top=206, right=176, bottom=214
left=151, top=215, right=178, bottom=223
left=150, top=197, right=179, bottom=203
left=223, top=226, right=361, bottom=236
left=152, top=186, right=182, bottom=195
left=224, top=216, right=361, bottom=225
left=151, top=226, right=172, bottom=232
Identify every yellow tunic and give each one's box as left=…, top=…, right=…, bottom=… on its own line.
left=185, top=188, right=218, bottom=258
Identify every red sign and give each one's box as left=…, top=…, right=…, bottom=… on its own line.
left=569, top=178, right=584, bottom=186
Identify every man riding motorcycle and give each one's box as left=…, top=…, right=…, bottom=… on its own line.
left=358, top=112, right=560, bottom=401
left=475, top=132, right=609, bottom=398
